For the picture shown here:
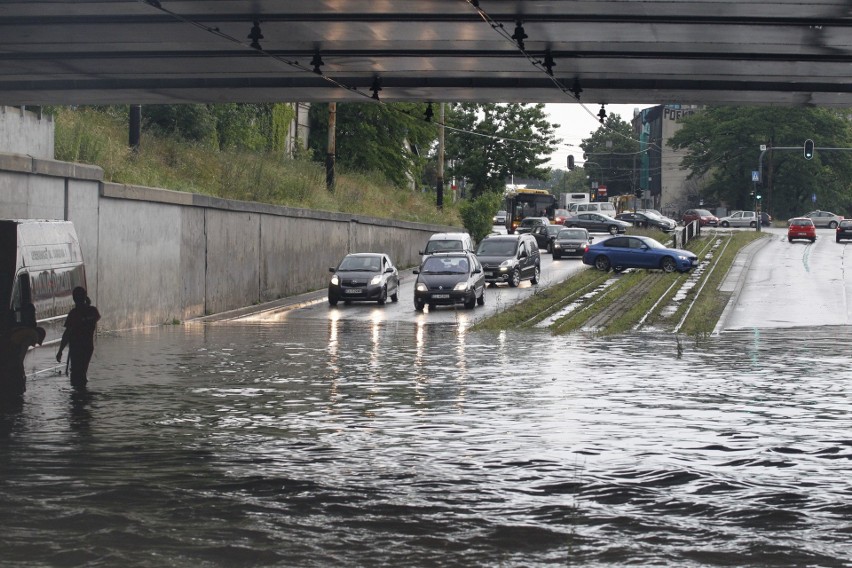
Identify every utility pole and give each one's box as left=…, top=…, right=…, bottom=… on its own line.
left=326, top=102, right=336, bottom=192
left=129, top=104, right=141, bottom=153
left=436, top=102, right=444, bottom=210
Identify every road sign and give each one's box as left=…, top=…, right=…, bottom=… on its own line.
left=751, top=171, right=759, bottom=182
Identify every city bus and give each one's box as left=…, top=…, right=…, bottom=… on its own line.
left=504, top=188, right=557, bottom=233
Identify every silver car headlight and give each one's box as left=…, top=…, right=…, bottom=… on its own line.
left=369, top=275, right=382, bottom=286
left=330, top=275, right=339, bottom=285
left=416, top=282, right=428, bottom=292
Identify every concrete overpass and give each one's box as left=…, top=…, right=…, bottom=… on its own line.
left=1, top=0, right=850, bottom=107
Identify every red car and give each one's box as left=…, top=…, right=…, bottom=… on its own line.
left=681, top=208, right=719, bottom=227
left=787, top=217, right=816, bottom=243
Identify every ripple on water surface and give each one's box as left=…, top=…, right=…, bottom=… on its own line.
left=1, top=322, right=850, bottom=567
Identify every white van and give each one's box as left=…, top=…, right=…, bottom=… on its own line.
left=567, top=202, right=617, bottom=216
left=420, top=232, right=474, bottom=265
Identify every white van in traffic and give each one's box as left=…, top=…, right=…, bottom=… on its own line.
left=420, top=232, right=474, bottom=265
left=567, top=201, right=617, bottom=216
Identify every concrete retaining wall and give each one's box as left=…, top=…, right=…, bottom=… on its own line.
left=0, top=106, right=54, bottom=159
left=1, top=152, right=461, bottom=331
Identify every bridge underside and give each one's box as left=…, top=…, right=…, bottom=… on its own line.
left=1, top=1, right=850, bottom=107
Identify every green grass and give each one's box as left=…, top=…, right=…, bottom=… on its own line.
left=51, top=106, right=462, bottom=227
left=475, top=229, right=771, bottom=337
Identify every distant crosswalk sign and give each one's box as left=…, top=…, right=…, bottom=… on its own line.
left=752, top=171, right=759, bottom=182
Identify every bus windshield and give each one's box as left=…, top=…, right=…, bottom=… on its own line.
left=504, top=189, right=557, bottom=233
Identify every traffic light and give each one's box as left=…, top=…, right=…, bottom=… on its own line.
left=804, top=139, right=814, bottom=160
left=567, top=155, right=575, bottom=170
left=634, top=188, right=643, bottom=198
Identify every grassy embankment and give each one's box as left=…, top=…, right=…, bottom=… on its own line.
left=51, top=107, right=462, bottom=228
left=473, top=229, right=769, bottom=337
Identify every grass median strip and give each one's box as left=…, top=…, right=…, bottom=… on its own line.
left=473, top=229, right=770, bottom=337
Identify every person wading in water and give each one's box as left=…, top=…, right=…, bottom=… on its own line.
left=56, top=287, right=101, bottom=390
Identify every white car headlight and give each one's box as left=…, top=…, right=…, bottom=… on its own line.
left=416, top=283, right=428, bottom=292
left=330, top=275, right=339, bottom=285
left=369, top=275, right=382, bottom=285
left=453, top=282, right=469, bottom=291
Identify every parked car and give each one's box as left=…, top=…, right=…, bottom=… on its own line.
left=529, top=224, right=562, bottom=251
left=582, top=235, right=699, bottom=273
left=553, top=208, right=570, bottom=224
left=515, top=216, right=551, bottom=234
left=493, top=210, right=507, bottom=225
left=615, top=211, right=677, bottom=232
left=800, top=210, right=844, bottom=229
left=681, top=208, right=719, bottom=227
left=563, top=213, right=631, bottom=235
left=787, top=217, right=816, bottom=243
left=718, top=210, right=758, bottom=228
left=836, top=219, right=852, bottom=242
left=420, top=232, right=474, bottom=265
left=328, top=253, right=400, bottom=306
left=552, top=228, right=593, bottom=259
left=475, top=233, right=540, bottom=287
left=413, top=252, right=485, bottom=311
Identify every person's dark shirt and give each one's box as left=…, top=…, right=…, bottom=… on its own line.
left=63, top=305, right=101, bottom=348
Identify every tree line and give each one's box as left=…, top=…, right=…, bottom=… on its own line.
left=98, top=102, right=852, bottom=223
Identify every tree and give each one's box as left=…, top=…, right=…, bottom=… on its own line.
left=578, top=114, right=640, bottom=197
left=444, top=103, right=560, bottom=197
left=549, top=168, right=591, bottom=196
left=308, top=102, right=436, bottom=188
left=669, top=106, right=852, bottom=219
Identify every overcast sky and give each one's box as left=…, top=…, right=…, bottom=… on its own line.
left=543, top=103, right=655, bottom=170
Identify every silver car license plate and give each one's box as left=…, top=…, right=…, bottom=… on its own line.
left=345, top=289, right=363, bottom=294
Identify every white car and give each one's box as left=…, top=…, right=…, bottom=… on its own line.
left=719, top=210, right=758, bottom=228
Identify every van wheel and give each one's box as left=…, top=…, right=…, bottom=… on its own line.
left=508, top=268, right=521, bottom=287
left=531, top=265, right=540, bottom=285
left=660, top=257, right=677, bottom=273
left=594, top=256, right=611, bottom=271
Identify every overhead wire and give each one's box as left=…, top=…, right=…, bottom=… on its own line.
left=137, top=0, right=667, bottom=165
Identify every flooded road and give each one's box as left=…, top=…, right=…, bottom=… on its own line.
left=3, top=227, right=852, bottom=567
left=3, top=318, right=850, bottom=567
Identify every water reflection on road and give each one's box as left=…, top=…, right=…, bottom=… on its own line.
left=2, top=319, right=850, bottom=567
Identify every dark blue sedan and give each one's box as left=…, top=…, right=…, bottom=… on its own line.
left=582, top=235, right=698, bottom=273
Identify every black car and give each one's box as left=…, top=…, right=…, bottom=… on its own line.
left=615, top=211, right=677, bottom=232
left=836, top=219, right=852, bottom=242
left=475, top=233, right=540, bottom=287
left=529, top=224, right=562, bottom=252
left=515, top=216, right=550, bottom=234
left=328, top=253, right=400, bottom=306
left=413, top=252, right=485, bottom=311
left=552, top=227, right=593, bottom=259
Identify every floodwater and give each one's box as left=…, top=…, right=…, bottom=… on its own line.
left=2, top=320, right=850, bottom=567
